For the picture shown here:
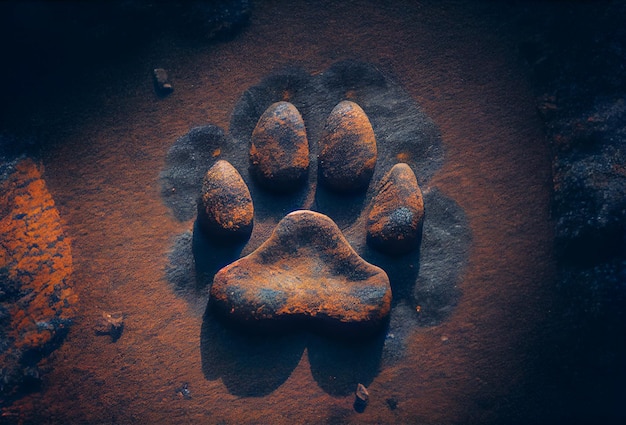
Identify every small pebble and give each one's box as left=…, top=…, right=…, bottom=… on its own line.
left=356, top=383, right=369, bottom=402
left=94, top=311, right=124, bottom=342
left=354, top=383, right=370, bottom=412
left=175, top=382, right=192, bottom=400
left=153, top=68, right=173, bottom=96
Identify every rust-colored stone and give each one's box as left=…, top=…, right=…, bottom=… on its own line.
left=250, top=101, right=310, bottom=192
left=367, top=163, right=424, bottom=255
left=319, top=100, right=377, bottom=192
left=210, top=210, right=391, bottom=334
left=0, top=159, right=76, bottom=399
left=197, top=160, right=253, bottom=240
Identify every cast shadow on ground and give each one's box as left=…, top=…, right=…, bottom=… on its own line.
left=200, top=306, right=306, bottom=397
left=200, top=306, right=386, bottom=398
left=165, top=221, right=245, bottom=303
left=192, top=221, right=246, bottom=288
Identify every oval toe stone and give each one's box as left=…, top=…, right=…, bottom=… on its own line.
left=367, top=163, right=424, bottom=255
left=197, top=160, right=253, bottom=240
left=319, top=100, right=377, bottom=192
left=250, top=101, right=310, bottom=192
left=210, top=210, right=391, bottom=334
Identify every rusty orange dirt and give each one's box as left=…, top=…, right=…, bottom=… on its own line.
left=0, top=160, right=76, bottom=354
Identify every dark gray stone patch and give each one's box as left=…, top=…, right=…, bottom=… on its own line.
left=552, top=102, right=626, bottom=265
left=160, top=125, right=227, bottom=221
left=0, top=155, right=21, bottom=184
left=165, top=231, right=197, bottom=293
left=349, top=285, right=390, bottom=307
left=255, top=288, right=288, bottom=312
left=414, top=188, right=471, bottom=326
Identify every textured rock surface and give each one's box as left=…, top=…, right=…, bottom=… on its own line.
left=0, top=159, right=76, bottom=404
left=522, top=3, right=626, bottom=421
left=550, top=104, right=626, bottom=264
left=250, top=101, right=310, bottom=192
left=197, top=160, right=253, bottom=240
left=367, top=163, right=424, bottom=255
left=319, top=101, right=377, bottom=193
left=210, top=210, right=391, bottom=334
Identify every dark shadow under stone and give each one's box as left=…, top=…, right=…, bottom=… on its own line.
left=200, top=305, right=306, bottom=398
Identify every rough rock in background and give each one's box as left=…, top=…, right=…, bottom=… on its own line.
left=520, top=1, right=626, bottom=422
left=526, top=1, right=626, bottom=311
left=0, top=159, right=76, bottom=406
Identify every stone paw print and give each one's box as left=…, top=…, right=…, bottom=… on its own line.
left=161, top=61, right=471, bottom=342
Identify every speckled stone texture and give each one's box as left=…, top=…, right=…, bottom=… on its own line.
left=367, top=163, right=424, bottom=255
left=250, top=101, right=310, bottom=192
left=197, top=160, right=253, bottom=241
left=318, top=100, right=377, bottom=193
left=210, top=210, right=391, bottom=335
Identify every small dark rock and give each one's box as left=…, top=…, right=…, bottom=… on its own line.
left=354, top=383, right=369, bottom=412
left=175, top=382, right=192, bottom=400
left=153, top=68, right=173, bottom=96
left=94, top=311, right=124, bottom=342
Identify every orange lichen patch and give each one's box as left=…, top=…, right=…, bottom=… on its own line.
left=367, top=163, right=424, bottom=255
left=198, top=160, right=253, bottom=240
left=249, top=101, right=310, bottom=192
left=0, top=159, right=76, bottom=353
left=211, top=210, right=391, bottom=333
left=318, top=100, right=377, bottom=192
left=212, top=148, right=221, bottom=157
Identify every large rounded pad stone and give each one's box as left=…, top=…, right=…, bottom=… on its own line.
left=319, top=100, right=377, bottom=193
left=250, top=101, right=310, bottom=192
left=197, top=160, right=253, bottom=240
left=367, top=163, right=424, bottom=255
left=210, top=210, right=391, bottom=333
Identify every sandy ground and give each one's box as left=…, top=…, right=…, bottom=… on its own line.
left=3, top=1, right=559, bottom=423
